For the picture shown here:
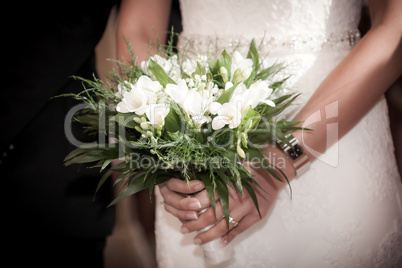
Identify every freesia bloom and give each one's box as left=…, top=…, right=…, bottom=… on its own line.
left=115, top=81, right=133, bottom=98
left=165, top=79, right=189, bottom=106
left=116, top=76, right=162, bottom=115
left=142, top=55, right=181, bottom=81
left=116, top=89, right=148, bottom=114
left=231, top=51, right=253, bottom=83
left=211, top=102, right=242, bottom=130
left=145, top=103, right=170, bottom=128
left=182, top=89, right=213, bottom=126
left=230, top=81, right=275, bottom=117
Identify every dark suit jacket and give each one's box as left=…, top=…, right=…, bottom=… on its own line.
left=2, top=1, right=116, bottom=240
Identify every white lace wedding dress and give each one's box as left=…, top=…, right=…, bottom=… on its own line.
left=155, top=0, right=402, bottom=267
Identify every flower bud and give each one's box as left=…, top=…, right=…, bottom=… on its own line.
left=244, top=119, right=253, bottom=132
left=234, top=68, right=252, bottom=84
left=134, top=117, right=142, bottom=124
left=237, top=143, right=246, bottom=159
left=134, top=126, right=143, bottom=133
left=140, top=122, right=149, bottom=130
left=241, top=132, right=248, bottom=148
left=220, top=66, right=228, bottom=83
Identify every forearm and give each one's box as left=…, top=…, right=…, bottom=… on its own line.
left=293, top=22, right=402, bottom=161
left=116, top=0, right=172, bottom=63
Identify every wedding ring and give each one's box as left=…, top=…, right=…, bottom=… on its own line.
left=228, top=216, right=239, bottom=227
left=160, top=201, right=165, bottom=206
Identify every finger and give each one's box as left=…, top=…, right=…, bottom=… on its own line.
left=162, top=187, right=220, bottom=212
left=192, top=189, right=220, bottom=209
left=219, top=213, right=261, bottom=247
left=159, top=184, right=202, bottom=211
left=192, top=210, right=245, bottom=245
left=163, top=203, right=199, bottom=221
left=166, top=178, right=205, bottom=194
left=181, top=203, right=225, bottom=233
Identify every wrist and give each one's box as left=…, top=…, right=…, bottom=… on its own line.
left=276, top=133, right=310, bottom=178
left=260, top=144, right=296, bottom=183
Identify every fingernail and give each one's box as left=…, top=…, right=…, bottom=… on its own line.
left=189, top=201, right=202, bottom=209
left=193, top=238, right=202, bottom=245
left=220, top=238, right=228, bottom=248
left=194, top=183, right=205, bottom=191
left=180, top=226, right=189, bottom=234
left=186, top=212, right=198, bottom=220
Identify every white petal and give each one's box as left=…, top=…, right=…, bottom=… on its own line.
left=208, top=102, right=221, bottom=114
left=212, top=116, right=227, bottom=130
left=225, top=81, right=234, bottom=91
left=116, top=101, right=129, bottom=113
left=125, top=92, right=148, bottom=114
left=263, top=100, right=276, bottom=107
left=183, top=89, right=202, bottom=116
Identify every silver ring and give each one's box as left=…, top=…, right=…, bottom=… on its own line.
left=228, top=216, right=239, bottom=227
left=160, top=201, right=165, bottom=206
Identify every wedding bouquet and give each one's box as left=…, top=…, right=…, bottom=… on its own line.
left=64, top=38, right=301, bottom=263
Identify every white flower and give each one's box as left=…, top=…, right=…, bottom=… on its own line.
left=116, top=76, right=162, bottom=115
left=182, top=89, right=203, bottom=116
left=229, top=81, right=275, bottom=117
left=182, top=56, right=209, bottom=75
left=231, top=51, right=253, bottom=83
left=135, top=75, right=162, bottom=101
left=145, top=103, right=170, bottom=128
left=116, top=89, right=148, bottom=114
left=165, top=79, right=189, bottom=106
left=182, top=58, right=197, bottom=75
left=115, top=81, right=133, bottom=98
left=211, top=102, right=242, bottom=130
left=141, top=55, right=181, bottom=81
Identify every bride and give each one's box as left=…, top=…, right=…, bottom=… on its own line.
left=117, top=0, right=402, bottom=266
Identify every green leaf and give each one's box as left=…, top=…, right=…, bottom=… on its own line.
left=270, top=76, right=290, bottom=91
left=255, top=63, right=284, bottom=81
left=242, top=181, right=261, bottom=218
left=245, top=147, right=283, bottom=183
left=217, top=50, right=232, bottom=79
left=64, top=144, right=119, bottom=166
left=210, top=50, right=232, bottom=86
left=195, top=61, right=206, bottom=76
left=241, top=106, right=260, bottom=130
left=200, top=172, right=217, bottom=218
left=216, top=83, right=237, bottom=104
left=216, top=169, right=236, bottom=192
left=215, top=179, right=230, bottom=228
left=247, top=39, right=260, bottom=72
left=108, top=172, right=148, bottom=207
left=164, top=107, right=182, bottom=133
left=148, top=59, right=176, bottom=87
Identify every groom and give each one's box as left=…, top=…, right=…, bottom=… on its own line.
left=2, top=1, right=117, bottom=266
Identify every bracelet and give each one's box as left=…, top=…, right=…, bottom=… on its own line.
left=277, top=133, right=310, bottom=177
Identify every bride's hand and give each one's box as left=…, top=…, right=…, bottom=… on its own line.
left=158, top=160, right=290, bottom=247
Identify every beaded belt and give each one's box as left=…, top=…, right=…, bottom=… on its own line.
left=178, top=29, right=361, bottom=54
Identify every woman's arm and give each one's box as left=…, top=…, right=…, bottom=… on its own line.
left=293, top=0, right=402, bottom=158
left=116, top=0, right=172, bottom=63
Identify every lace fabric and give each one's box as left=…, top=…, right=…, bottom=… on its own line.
left=155, top=0, right=402, bottom=267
